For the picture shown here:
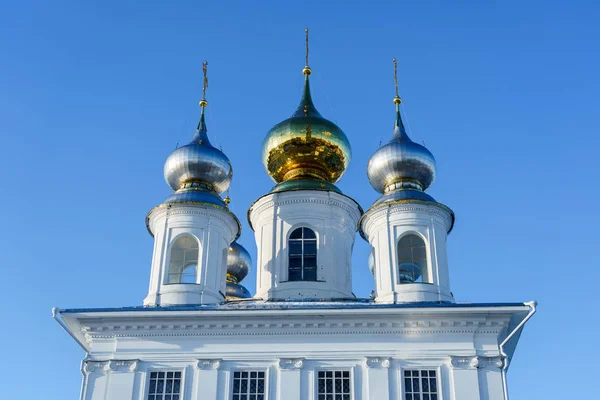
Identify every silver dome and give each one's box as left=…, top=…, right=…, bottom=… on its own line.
left=164, top=113, right=232, bottom=194
left=227, top=241, right=251, bottom=283
left=367, top=111, right=436, bottom=194
left=226, top=282, right=252, bottom=299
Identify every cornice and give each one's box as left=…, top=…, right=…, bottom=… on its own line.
left=360, top=201, right=453, bottom=240
left=248, top=194, right=362, bottom=230
left=147, top=203, right=241, bottom=240
left=80, top=318, right=507, bottom=345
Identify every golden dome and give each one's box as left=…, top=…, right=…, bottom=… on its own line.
left=261, top=71, right=351, bottom=184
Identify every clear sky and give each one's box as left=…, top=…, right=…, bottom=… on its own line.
left=1, top=0, right=598, bottom=398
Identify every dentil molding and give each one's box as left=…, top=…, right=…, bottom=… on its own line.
left=278, top=358, right=304, bottom=370
left=365, top=357, right=391, bottom=368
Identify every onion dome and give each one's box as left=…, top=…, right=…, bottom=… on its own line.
left=261, top=29, right=351, bottom=188
left=163, top=62, right=232, bottom=206
left=367, top=59, right=436, bottom=204
left=225, top=241, right=252, bottom=300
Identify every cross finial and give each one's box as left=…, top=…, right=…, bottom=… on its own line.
left=393, top=58, right=401, bottom=106
left=303, top=29, right=312, bottom=76
left=200, top=61, right=209, bottom=108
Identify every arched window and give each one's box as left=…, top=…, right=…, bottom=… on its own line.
left=397, top=234, right=428, bottom=283
left=288, top=227, right=317, bottom=281
left=168, top=236, right=199, bottom=284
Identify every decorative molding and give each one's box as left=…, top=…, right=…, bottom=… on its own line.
left=450, top=356, right=479, bottom=369
left=83, top=361, right=110, bottom=375
left=450, top=356, right=504, bottom=370
left=250, top=195, right=361, bottom=224
left=361, top=203, right=453, bottom=235
left=365, top=357, right=391, bottom=368
left=81, top=318, right=508, bottom=342
left=197, top=359, right=221, bottom=370
left=108, top=360, right=138, bottom=373
left=278, top=358, right=304, bottom=370
left=477, top=356, right=504, bottom=370
left=149, top=205, right=238, bottom=229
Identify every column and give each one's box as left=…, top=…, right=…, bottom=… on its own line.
left=195, top=359, right=221, bottom=399
left=365, top=357, right=391, bottom=400
left=278, top=358, right=304, bottom=400
left=449, top=356, right=481, bottom=400
left=82, top=361, right=109, bottom=400
left=105, top=360, right=138, bottom=400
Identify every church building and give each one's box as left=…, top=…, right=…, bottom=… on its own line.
left=54, top=32, right=535, bottom=400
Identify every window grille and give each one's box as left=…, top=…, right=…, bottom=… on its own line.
left=317, top=370, right=351, bottom=400
left=147, top=371, right=181, bottom=400
left=288, top=227, right=317, bottom=281
left=404, top=370, right=438, bottom=400
left=397, top=235, right=428, bottom=283
left=232, top=370, right=266, bottom=400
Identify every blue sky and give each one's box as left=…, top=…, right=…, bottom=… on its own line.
left=1, top=0, right=598, bottom=398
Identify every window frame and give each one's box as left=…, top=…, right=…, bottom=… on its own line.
left=144, top=369, right=185, bottom=400
left=166, top=234, right=200, bottom=285
left=287, top=226, right=319, bottom=282
left=396, top=232, right=430, bottom=284
left=314, top=368, right=354, bottom=400
left=230, top=369, right=268, bottom=400
left=400, top=367, right=441, bottom=400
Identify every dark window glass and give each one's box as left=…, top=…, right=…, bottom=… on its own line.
left=288, top=227, right=318, bottom=281
left=404, top=370, right=438, bottom=400
left=397, top=234, right=428, bottom=283
left=232, top=371, right=266, bottom=399
left=317, top=370, right=351, bottom=397
left=148, top=370, right=182, bottom=400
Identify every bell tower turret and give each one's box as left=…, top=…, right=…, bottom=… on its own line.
left=360, top=59, right=454, bottom=303
left=144, top=62, right=241, bottom=306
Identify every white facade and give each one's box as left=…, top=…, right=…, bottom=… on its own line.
left=249, top=190, right=362, bottom=300
left=55, top=304, right=532, bottom=400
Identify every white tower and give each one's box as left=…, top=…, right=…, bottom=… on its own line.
left=248, top=30, right=362, bottom=300
left=360, top=59, right=455, bottom=303
left=143, top=63, right=240, bottom=306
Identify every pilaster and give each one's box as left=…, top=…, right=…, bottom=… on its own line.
left=365, top=357, right=391, bottom=400
left=105, top=360, right=138, bottom=400
left=195, top=359, right=221, bottom=399
left=449, top=356, right=481, bottom=400
left=278, top=358, right=304, bottom=400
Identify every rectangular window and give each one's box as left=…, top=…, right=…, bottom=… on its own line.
left=232, top=370, right=266, bottom=400
left=317, top=370, right=351, bottom=400
left=404, top=370, right=438, bottom=400
left=148, top=371, right=182, bottom=400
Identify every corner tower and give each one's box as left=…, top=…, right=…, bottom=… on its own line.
left=144, top=62, right=241, bottom=306
left=248, top=30, right=362, bottom=300
left=360, top=59, right=455, bottom=303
